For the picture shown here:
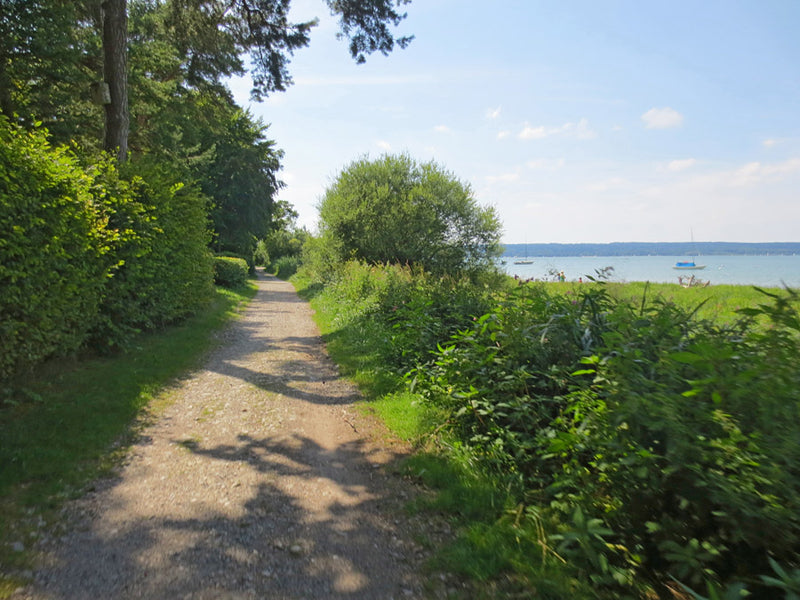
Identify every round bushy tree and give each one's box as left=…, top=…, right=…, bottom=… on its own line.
left=317, top=154, right=502, bottom=275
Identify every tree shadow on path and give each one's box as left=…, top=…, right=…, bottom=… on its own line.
left=24, top=431, right=426, bottom=599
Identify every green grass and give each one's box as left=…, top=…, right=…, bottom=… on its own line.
left=292, top=273, right=432, bottom=442
left=0, top=282, right=256, bottom=584
left=542, top=279, right=787, bottom=325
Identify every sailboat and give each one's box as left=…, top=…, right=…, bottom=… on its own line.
left=514, top=241, right=533, bottom=265
left=673, top=229, right=706, bottom=270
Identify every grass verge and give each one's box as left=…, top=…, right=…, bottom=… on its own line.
left=0, top=282, right=257, bottom=591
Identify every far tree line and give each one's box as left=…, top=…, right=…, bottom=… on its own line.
left=502, top=242, right=800, bottom=257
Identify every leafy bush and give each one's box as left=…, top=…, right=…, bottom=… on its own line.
left=90, top=160, right=214, bottom=348
left=381, top=270, right=502, bottom=371
left=216, top=251, right=256, bottom=274
left=0, top=119, right=215, bottom=369
left=261, top=228, right=307, bottom=262
left=214, top=256, right=249, bottom=288
left=295, top=259, right=800, bottom=595
left=254, top=239, right=270, bottom=267
left=414, top=282, right=800, bottom=596
left=0, top=118, right=110, bottom=378
left=271, top=255, right=301, bottom=279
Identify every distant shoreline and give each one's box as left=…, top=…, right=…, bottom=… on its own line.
left=501, top=242, right=800, bottom=257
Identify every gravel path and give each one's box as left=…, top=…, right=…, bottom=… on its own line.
left=12, top=273, right=444, bottom=600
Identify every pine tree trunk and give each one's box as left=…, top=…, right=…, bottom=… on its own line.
left=102, top=0, right=129, bottom=161
left=0, top=60, right=13, bottom=118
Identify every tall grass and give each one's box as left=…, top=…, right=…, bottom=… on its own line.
left=543, top=280, right=782, bottom=325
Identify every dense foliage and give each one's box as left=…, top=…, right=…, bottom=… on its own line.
left=0, top=118, right=109, bottom=378
left=413, top=282, right=800, bottom=597
left=91, top=160, right=214, bottom=348
left=213, top=256, right=249, bottom=288
left=1, top=0, right=337, bottom=377
left=297, top=260, right=800, bottom=598
left=256, top=200, right=309, bottom=276
left=0, top=117, right=213, bottom=376
left=0, top=0, right=102, bottom=150
left=314, top=154, right=503, bottom=277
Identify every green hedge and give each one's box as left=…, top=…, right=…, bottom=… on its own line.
left=213, top=256, right=249, bottom=288
left=0, top=118, right=110, bottom=378
left=90, top=161, right=214, bottom=349
left=216, top=251, right=255, bottom=274
left=0, top=118, right=215, bottom=376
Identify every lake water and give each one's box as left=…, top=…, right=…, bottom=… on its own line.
left=502, top=255, right=800, bottom=288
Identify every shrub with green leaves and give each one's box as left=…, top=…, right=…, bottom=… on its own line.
left=90, top=160, right=214, bottom=349
left=541, top=289, right=800, bottom=595
left=271, top=255, right=301, bottom=279
left=414, top=282, right=800, bottom=596
left=0, top=118, right=215, bottom=367
left=310, top=260, right=499, bottom=373
left=0, top=118, right=110, bottom=377
left=213, top=256, right=249, bottom=288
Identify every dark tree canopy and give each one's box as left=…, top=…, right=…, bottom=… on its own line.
left=1, top=0, right=413, bottom=154
left=0, top=0, right=102, bottom=147
left=140, top=0, right=413, bottom=99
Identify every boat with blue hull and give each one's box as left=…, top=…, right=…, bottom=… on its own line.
left=674, top=260, right=706, bottom=270
left=674, top=229, right=706, bottom=270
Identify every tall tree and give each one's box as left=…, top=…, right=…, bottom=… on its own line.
left=100, top=0, right=413, bottom=158
left=102, top=0, right=129, bottom=160
left=202, top=104, right=284, bottom=256
left=0, top=0, right=102, bottom=148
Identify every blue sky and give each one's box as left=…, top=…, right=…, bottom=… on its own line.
left=230, top=0, right=800, bottom=244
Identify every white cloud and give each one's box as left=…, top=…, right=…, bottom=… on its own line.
left=644, top=158, right=800, bottom=203
left=497, top=130, right=511, bottom=140
left=376, top=140, right=392, bottom=151
left=762, top=138, right=779, bottom=147
left=486, top=172, right=520, bottom=184
left=434, top=125, right=451, bottom=133
left=518, top=118, right=596, bottom=140
left=729, top=158, right=800, bottom=187
left=486, top=106, right=502, bottom=120
left=667, top=158, right=697, bottom=172
left=573, top=118, right=597, bottom=140
left=641, top=107, right=684, bottom=129
left=526, top=158, right=566, bottom=170
left=586, top=177, right=630, bottom=192
left=518, top=123, right=550, bottom=140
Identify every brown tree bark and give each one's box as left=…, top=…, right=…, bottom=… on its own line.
left=102, top=0, right=129, bottom=161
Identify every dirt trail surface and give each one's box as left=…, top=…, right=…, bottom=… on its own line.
left=13, top=273, right=445, bottom=600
